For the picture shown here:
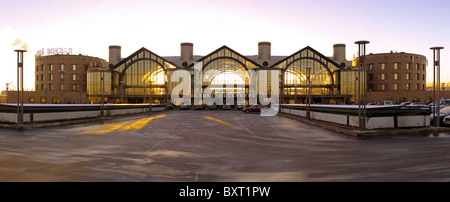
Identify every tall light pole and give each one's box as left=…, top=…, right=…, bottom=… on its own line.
left=59, top=69, right=65, bottom=104
left=99, top=69, right=106, bottom=118
left=355, top=40, right=370, bottom=131
left=15, top=49, right=26, bottom=126
left=306, top=66, right=311, bottom=119
left=431, top=47, right=444, bottom=127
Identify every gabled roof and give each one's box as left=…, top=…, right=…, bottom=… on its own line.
left=190, top=45, right=262, bottom=68
left=112, top=47, right=178, bottom=69
left=272, top=46, right=341, bottom=68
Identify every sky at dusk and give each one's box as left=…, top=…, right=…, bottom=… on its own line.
left=1, top=0, right=450, bottom=91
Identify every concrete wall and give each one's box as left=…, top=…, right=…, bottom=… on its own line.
left=0, top=105, right=166, bottom=124
left=281, top=105, right=430, bottom=129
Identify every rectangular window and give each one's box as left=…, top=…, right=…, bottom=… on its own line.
left=406, top=63, right=410, bottom=70
left=49, top=84, right=53, bottom=90
left=41, top=65, right=44, bottom=71
left=417, top=74, right=420, bottom=80
left=416, top=64, right=420, bottom=70
left=73, top=64, right=77, bottom=71
left=60, top=64, right=65, bottom=71
left=36, top=66, right=39, bottom=72
left=61, top=84, right=64, bottom=90
left=85, top=65, right=89, bottom=71
left=369, top=64, right=373, bottom=71
left=394, top=73, right=398, bottom=80
left=423, top=84, right=426, bottom=91
left=406, top=83, right=411, bottom=91
left=41, top=84, right=44, bottom=91
left=36, top=85, right=38, bottom=91
left=394, top=84, right=398, bottom=91
left=417, top=84, right=420, bottom=90
left=378, top=84, right=386, bottom=91
left=406, top=73, right=410, bottom=80
left=72, top=74, right=77, bottom=81
left=423, top=64, right=426, bottom=71
left=49, top=64, right=53, bottom=71
left=61, top=74, right=64, bottom=80
left=41, top=74, right=44, bottom=81
left=381, top=73, right=386, bottom=80
left=394, top=63, right=398, bottom=70
left=36, top=75, right=39, bottom=81
left=381, top=63, right=386, bottom=70
left=423, top=74, right=425, bottom=81
left=49, top=74, right=53, bottom=81
left=72, top=84, right=77, bottom=91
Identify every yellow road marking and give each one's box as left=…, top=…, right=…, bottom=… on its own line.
left=203, top=116, right=232, bottom=126
left=121, top=114, right=166, bottom=131
left=81, top=114, right=166, bottom=134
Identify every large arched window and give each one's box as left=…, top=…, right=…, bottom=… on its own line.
left=275, top=47, right=340, bottom=96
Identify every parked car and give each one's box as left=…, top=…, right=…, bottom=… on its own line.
left=242, top=104, right=267, bottom=113
left=165, top=103, right=173, bottom=110
left=379, top=101, right=395, bottom=105
left=430, top=107, right=450, bottom=126
left=179, top=103, right=190, bottom=110
left=399, top=102, right=412, bottom=106
left=409, top=102, right=427, bottom=109
left=443, top=115, right=450, bottom=126
left=236, top=102, right=246, bottom=110
left=207, top=104, right=218, bottom=110
left=222, top=105, right=231, bottom=110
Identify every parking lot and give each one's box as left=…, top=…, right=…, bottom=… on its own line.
left=0, top=110, right=450, bottom=182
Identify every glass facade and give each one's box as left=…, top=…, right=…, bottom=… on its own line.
left=86, top=46, right=359, bottom=105
left=274, top=47, right=344, bottom=104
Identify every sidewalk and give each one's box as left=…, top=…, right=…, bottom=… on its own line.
left=278, top=113, right=450, bottom=137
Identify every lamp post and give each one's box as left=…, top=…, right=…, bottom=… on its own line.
left=99, top=69, right=106, bottom=118
left=15, top=49, right=26, bottom=126
left=306, top=66, right=311, bottom=119
left=59, top=70, right=65, bottom=104
left=355, top=40, right=370, bottom=131
left=431, top=47, right=444, bottom=127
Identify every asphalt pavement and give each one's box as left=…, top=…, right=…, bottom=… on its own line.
left=0, top=110, right=449, bottom=182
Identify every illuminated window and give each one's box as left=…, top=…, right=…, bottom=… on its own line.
left=406, top=63, right=410, bottom=70
left=381, top=73, right=386, bottom=80
left=50, top=64, right=53, bottom=71
left=60, top=64, right=64, bottom=71
left=378, top=84, right=386, bottom=91
left=394, top=84, right=398, bottom=91
left=72, top=74, right=77, bottom=81
left=73, top=64, right=77, bottom=71
left=72, top=84, right=77, bottom=91
left=406, top=83, right=411, bottom=90
left=394, top=73, right=398, bottom=80
left=406, top=73, right=410, bottom=80
left=381, top=63, right=386, bottom=70
left=394, top=63, right=398, bottom=70
left=49, top=74, right=53, bottom=81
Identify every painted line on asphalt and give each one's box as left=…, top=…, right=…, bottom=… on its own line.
left=81, top=114, right=167, bottom=134
left=203, top=116, right=233, bottom=126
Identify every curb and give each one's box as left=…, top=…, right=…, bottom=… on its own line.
left=278, top=113, right=450, bottom=137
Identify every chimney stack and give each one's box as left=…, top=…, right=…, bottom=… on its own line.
left=109, top=45, right=122, bottom=65
left=180, top=43, right=194, bottom=61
